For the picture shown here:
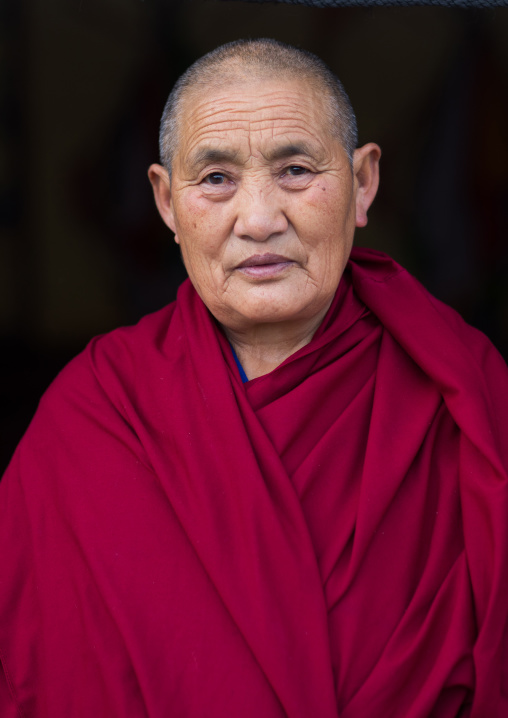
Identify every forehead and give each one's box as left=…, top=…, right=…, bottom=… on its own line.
left=176, top=77, right=336, bottom=165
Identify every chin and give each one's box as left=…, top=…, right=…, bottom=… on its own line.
left=236, top=302, right=319, bottom=328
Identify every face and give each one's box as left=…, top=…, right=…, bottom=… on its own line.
left=150, top=76, right=380, bottom=333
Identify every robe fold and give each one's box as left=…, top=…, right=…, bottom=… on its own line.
left=1, top=247, right=507, bottom=717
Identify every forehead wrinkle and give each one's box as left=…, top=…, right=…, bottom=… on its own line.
left=186, top=86, right=320, bottom=115
left=179, top=87, right=335, bottom=169
left=190, top=103, right=257, bottom=128
left=183, top=126, right=251, bottom=165
left=188, top=117, right=328, bottom=147
left=185, top=87, right=326, bottom=130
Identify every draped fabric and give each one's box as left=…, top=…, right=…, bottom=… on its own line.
left=1, top=248, right=507, bottom=717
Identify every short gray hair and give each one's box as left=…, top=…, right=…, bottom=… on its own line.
left=159, top=38, right=358, bottom=173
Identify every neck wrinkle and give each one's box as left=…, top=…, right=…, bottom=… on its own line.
left=224, top=303, right=332, bottom=381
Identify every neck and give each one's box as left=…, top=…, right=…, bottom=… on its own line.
left=224, top=308, right=329, bottom=381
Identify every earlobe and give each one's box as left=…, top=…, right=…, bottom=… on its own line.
left=148, top=163, right=177, bottom=236
left=353, top=143, right=381, bottom=228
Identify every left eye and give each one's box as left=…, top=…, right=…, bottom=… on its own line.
left=285, top=166, right=308, bottom=176
left=204, top=172, right=227, bottom=185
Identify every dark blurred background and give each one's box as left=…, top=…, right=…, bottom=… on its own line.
left=1, top=0, right=508, bottom=473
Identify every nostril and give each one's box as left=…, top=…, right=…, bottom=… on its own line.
left=234, top=209, right=289, bottom=243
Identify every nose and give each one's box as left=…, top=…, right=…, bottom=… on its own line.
left=233, top=185, right=288, bottom=242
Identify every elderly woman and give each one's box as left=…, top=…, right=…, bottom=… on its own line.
left=1, top=39, right=507, bottom=718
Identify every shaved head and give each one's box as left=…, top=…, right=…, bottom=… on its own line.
left=159, top=39, right=358, bottom=174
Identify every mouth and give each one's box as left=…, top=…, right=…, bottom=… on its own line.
left=235, top=253, right=295, bottom=279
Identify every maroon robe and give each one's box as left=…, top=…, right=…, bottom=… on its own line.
left=1, top=248, right=507, bottom=717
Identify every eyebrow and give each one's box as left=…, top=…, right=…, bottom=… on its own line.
left=188, top=148, right=241, bottom=170
left=187, top=142, right=322, bottom=171
left=263, top=142, right=320, bottom=163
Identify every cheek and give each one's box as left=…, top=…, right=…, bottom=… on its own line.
left=174, top=195, right=211, bottom=236
left=297, top=187, right=354, bottom=244
left=174, top=198, right=232, bottom=293
left=304, top=180, right=352, bottom=218
left=295, top=187, right=355, bottom=281
left=174, top=195, right=231, bottom=262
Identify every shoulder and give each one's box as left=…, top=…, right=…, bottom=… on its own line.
left=44, top=300, right=178, bottom=408
left=3, top=301, right=180, bottom=480
left=348, top=247, right=508, bottom=461
left=348, top=247, right=504, bottom=368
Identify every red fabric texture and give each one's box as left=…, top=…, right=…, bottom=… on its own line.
left=1, top=247, right=507, bottom=717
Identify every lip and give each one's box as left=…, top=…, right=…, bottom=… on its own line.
left=236, top=253, right=293, bottom=268
left=235, top=253, right=295, bottom=279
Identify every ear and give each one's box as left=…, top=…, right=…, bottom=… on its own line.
left=148, top=163, right=178, bottom=240
left=352, top=143, right=381, bottom=228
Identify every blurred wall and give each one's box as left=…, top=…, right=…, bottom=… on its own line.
left=1, top=0, right=508, bottom=471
